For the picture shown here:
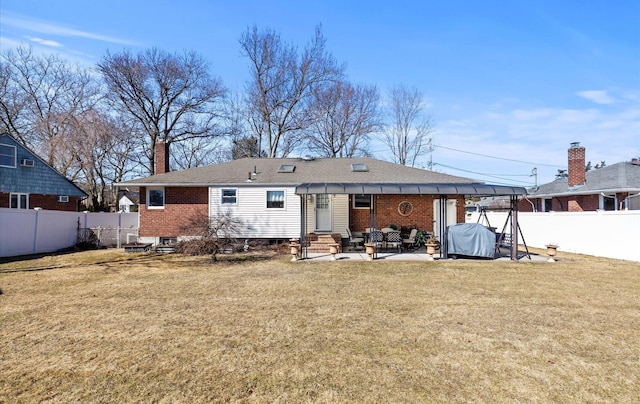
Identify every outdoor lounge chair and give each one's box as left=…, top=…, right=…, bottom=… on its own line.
left=403, top=228, right=418, bottom=249
left=346, top=228, right=364, bottom=250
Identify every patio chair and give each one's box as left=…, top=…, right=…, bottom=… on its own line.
left=403, top=228, right=418, bottom=249
left=346, top=228, right=364, bottom=250
left=369, top=229, right=385, bottom=250
left=386, top=230, right=402, bottom=253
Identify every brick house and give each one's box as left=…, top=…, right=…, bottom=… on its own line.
left=521, top=142, right=640, bottom=212
left=0, top=133, right=86, bottom=211
left=119, top=143, right=526, bottom=256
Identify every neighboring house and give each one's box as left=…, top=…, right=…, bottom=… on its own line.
left=118, top=143, right=526, bottom=252
left=522, top=142, right=640, bottom=212
left=0, top=133, right=87, bottom=211
left=118, top=193, right=139, bottom=213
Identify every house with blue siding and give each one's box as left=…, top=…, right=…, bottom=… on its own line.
left=0, top=133, right=87, bottom=211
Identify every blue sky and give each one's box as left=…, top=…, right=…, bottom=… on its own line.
left=1, top=0, right=639, bottom=186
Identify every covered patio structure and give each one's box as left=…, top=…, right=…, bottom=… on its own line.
left=295, top=183, right=527, bottom=261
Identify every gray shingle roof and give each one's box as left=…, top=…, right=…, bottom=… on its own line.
left=119, top=157, right=479, bottom=187
left=119, top=157, right=528, bottom=195
left=528, top=161, right=640, bottom=197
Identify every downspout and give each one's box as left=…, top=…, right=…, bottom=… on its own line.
left=523, top=194, right=536, bottom=212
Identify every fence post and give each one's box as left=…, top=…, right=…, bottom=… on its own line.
left=117, top=212, right=122, bottom=248
left=33, top=207, right=42, bottom=254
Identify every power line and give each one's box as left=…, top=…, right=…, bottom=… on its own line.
left=435, top=144, right=562, bottom=168
left=433, top=163, right=535, bottom=186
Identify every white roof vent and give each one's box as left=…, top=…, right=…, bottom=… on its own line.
left=302, top=155, right=315, bottom=161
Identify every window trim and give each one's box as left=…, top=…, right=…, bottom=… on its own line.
left=0, top=144, right=17, bottom=168
left=353, top=194, right=372, bottom=209
left=266, top=190, right=285, bottom=209
left=147, top=187, right=165, bottom=209
left=221, top=188, right=238, bottom=205
left=10, top=193, right=29, bottom=209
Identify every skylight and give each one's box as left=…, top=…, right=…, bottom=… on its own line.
left=278, top=164, right=296, bottom=173
left=351, top=163, right=368, bottom=172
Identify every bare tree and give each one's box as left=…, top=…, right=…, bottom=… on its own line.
left=172, top=137, right=228, bottom=169
left=0, top=46, right=100, bottom=176
left=68, top=109, right=138, bottom=210
left=240, top=25, right=343, bottom=158
left=305, top=80, right=381, bottom=157
left=98, top=48, right=226, bottom=174
left=384, top=84, right=433, bottom=167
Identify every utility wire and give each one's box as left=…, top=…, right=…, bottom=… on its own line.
left=435, top=144, right=562, bottom=168
left=433, top=163, right=535, bottom=186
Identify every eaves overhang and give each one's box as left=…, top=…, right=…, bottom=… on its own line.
left=295, top=183, right=527, bottom=196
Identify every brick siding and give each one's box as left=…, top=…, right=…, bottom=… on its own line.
left=139, top=186, right=208, bottom=237
left=349, top=194, right=465, bottom=233
left=520, top=195, right=600, bottom=212
left=0, top=192, right=82, bottom=211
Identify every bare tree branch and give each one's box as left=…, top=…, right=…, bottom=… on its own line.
left=240, top=25, right=343, bottom=158
left=384, top=84, right=433, bottom=167
left=98, top=48, right=227, bottom=174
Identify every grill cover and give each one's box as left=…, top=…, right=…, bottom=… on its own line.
left=447, top=223, right=496, bottom=259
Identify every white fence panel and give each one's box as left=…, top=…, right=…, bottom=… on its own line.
left=0, top=208, right=37, bottom=257
left=0, top=208, right=138, bottom=258
left=468, top=210, right=640, bottom=262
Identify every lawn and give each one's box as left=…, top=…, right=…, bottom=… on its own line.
left=1, top=249, right=638, bottom=402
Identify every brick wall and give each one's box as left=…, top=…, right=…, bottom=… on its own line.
left=520, top=195, right=600, bottom=212
left=349, top=194, right=465, bottom=232
left=0, top=192, right=82, bottom=211
left=139, top=186, right=208, bottom=237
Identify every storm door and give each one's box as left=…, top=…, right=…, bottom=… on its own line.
left=315, top=194, right=332, bottom=231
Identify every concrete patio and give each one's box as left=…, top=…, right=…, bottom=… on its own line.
left=298, top=248, right=548, bottom=262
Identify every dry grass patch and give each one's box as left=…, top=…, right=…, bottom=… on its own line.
left=1, top=250, right=638, bottom=402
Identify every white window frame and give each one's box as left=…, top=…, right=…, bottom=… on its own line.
left=221, top=188, right=238, bottom=205
left=147, top=187, right=165, bottom=209
left=10, top=193, right=28, bottom=209
left=353, top=194, right=372, bottom=209
left=266, top=190, right=285, bottom=209
left=0, top=144, right=17, bottom=168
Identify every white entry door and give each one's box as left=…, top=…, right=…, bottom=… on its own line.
left=315, top=194, right=332, bottom=231
left=433, top=199, right=458, bottom=240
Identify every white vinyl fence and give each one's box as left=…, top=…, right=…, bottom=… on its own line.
left=0, top=208, right=138, bottom=258
left=467, top=210, right=640, bottom=262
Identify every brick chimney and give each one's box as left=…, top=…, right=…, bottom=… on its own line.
left=567, top=142, right=585, bottom=187
left=155, top=141, right=170, bottom=175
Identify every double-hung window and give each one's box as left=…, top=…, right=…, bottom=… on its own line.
left=0, top=144, right=16, bottom=168
left=266, top=190, right=285, bottom=209
left=221, top=189, right=237, bottom=205
left=10, top=193, right=28, bottom=209
left=353, top=194, right=372, bottom=209
left=147, top=188, right=165, bottom=209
